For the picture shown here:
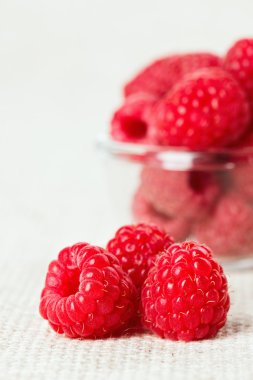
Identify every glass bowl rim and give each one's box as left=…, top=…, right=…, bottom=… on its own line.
left=97, top=133, right=253, bottom=171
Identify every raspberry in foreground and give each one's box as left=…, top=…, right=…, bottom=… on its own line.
left=224, top=38, right=253, bottom=113
left=194, top=192, right=253, bottom=257
left=111, top=93, right=156, bottom=143
left=39, top=243, right=137, bottom=338
left=141, top=241, right=230, bottom=341
left=107, top=223, right=174, bottom=289
left=140, top=167, right=220, bottom=220
left=124, top=53, right=221, bottom=98
left=150, top=67, right=250, bottom=149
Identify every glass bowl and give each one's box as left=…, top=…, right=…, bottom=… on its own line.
left=98, top=133, right=253, bottom=270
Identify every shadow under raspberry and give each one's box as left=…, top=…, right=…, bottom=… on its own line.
left=218, top=314, right=253, bottom=339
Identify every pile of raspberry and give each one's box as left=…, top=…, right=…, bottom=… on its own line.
left=110, top=38, right=253, bottom=257
left=40, top=223, right=230, bottom=342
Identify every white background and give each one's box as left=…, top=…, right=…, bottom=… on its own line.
left=1, top=1, right=253, bottom=379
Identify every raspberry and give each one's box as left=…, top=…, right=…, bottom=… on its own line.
left=139, top=167, right=220, bottom=220
left=39, top=243, right=137, bottom=339
left=234, top=130, right=253, bottom=148
left=194, top=193, right=253, bottom=256
left=224, top=38, right=253, bottom=113
left=124, top=53, right=221, bottom=98
left=111, top=93, right=156, bottom=143
left=107, top=223, right=174, bottom=289
left=233, top=164, right=253, bottom=202
left=141, top=241, right=230, bottom=341
left=150, top=67, right=250, bottom=149
left=132, top=188, right=191, bottom=241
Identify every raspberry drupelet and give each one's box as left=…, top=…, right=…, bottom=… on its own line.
left=39, top=243, right=137, bottom=339
left=112, top=53, right=222, bottom=144
left=124, top=53, right=221, bottom=98
left=141, top=241, right=230, bottom=341
left=150, top=67, right=250, bottom=149
left=224, top=38, right=253, bottom=113
left=107, top=223, right=174, bottom=290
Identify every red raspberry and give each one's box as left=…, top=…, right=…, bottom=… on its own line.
left=233, top=164, right=253, bottom=202
left=111, top=93, right=156, bottom=143
left=194, top=193, right=253, bottom=256
left=124, top=53, right=221, bottom=98
left=139, top=167, right=220, bottom=220
left=224, top=38, right=253, bottom=113
left=132, top=188, right=191, bottom=241
left=234, top=130, right=253, bottom=148
left=141, top=241, right=230, bottom=341
left=107, top=223, right=174, bottom=290
left=39, top=243, right=137, bottom=339
left=150, top=67, right=250, bottom=149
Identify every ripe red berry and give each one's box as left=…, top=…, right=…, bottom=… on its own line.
left=132, top=188, right=191, bottom=241
left=141, top=241, right=230, bottom=341
left=150, top=67, right=250, bottom=149
left=124, top=53, right=221, bottom=98
left=106, top=223, right=174, bottom=290
left=139, top=167, right=220, bottom=220
left=111, top=93, right=156, bottom=143
left=224, top=38, right=253, bottom=113
left=39, top=243, right=137, bottom=339
left=234, top=130, right=253, bottom=148
left=194, top=192, right=253, bottom=257
left=233, top=164, right=253, bottom=202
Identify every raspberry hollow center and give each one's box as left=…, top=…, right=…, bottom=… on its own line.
left=64, top=269, right=80, bottom=296
left=122, top=117, right=147, bottom=139
left=189, top=172, right=209, bottom=193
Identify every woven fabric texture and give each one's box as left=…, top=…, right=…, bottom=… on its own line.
left=1, top=260, right=253, bottom=380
